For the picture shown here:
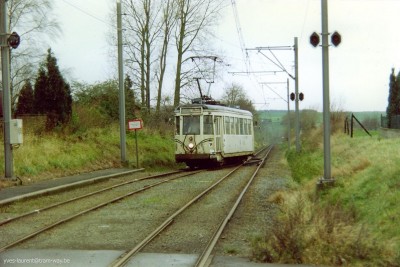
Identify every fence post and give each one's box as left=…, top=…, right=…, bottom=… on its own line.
left=351, top=113, right=354, bottom=138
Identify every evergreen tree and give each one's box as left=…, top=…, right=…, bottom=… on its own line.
left=34, top=67, right=49, bottom=114
left=124, top=74, right=138, bottom=118
left=15, top=80, right=35, bottom=115
left=34, top=49, right=72, bottom=128
left=386, top=68, right=399, bottom=128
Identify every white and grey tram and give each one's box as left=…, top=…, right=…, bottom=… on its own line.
left=174, top=101, right=254, bottom=168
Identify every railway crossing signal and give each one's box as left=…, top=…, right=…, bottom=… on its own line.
left=310, top=31, right=341, bottom=48
left=290, top=92, right=304, bottom=101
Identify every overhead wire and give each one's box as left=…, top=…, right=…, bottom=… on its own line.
left=60, top=0, right=112, bottom=26
left=230, top=0, right=249, bottom=73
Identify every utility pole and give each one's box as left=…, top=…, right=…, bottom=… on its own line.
left=246, top=44, right=300, bottom=151
left=321, top=0, right=332, bottom=182
left=294, top=37, right=300, bottom=152
left=309, top=0, right=341, bottom=187
left=1, top=0, right=14, bottom=178
left=117, top=0, right=127, bottom=164
left=287, top=78, right=291, bottom=150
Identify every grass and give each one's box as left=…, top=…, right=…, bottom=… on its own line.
left=0, top=124, right=177, bottom=187
left=253, top=129, right=400, bottom=266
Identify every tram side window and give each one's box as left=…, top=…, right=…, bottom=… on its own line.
left=230, top=117, right=234, bottom=135
left=175, top=116, right=180, bottom=135
left=247, top=119, right=252, bottom=135
left=203, top=115, right=213, bottom=135
left=233, top=117, right=238, bottom=135
left=183, top=116, right=200, bottom=135
left=224, top=117, right=230, bottom=134
left=239, top=118, right=244, bottom=135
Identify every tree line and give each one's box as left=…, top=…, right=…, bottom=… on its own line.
left=119, top=0, right=225, bottom=112
left=386, top=68, right=400, bottom=128
left=3, top=0, right=257, bottom=131
left=15, top=49, right=72, bottom=129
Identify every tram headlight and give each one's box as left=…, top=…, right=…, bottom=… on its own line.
left=188, top=143, right=194, bottom=150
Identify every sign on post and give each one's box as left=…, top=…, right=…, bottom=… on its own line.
left=128, top=119, right=143, bottom=168
left=128, top=119, right=143, bottom=131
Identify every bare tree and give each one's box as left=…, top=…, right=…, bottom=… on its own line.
left=123, top=0, right=162, bottom=112
left=222, top=83, right=256, bottom=114
left=4, top=0, right=61, bottom=110
left=155, top=0, right=176, bottom=114
left=173, top=0, right=223, bottom=107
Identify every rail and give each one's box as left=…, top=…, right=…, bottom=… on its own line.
left=0, top=170, right=202, bottom=252
left=110, top=145, right=273, bottom=267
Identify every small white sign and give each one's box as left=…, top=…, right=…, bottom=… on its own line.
left=128, top=119, right=143, bottom=130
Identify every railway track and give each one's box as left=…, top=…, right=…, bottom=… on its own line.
left=0, top=170, right=203, bottom=252
left=110, top=145, right=274, bottom=267
left=0, top=145, right=274, bottom=266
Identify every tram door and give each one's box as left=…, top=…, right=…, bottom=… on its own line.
left=214, top=116, right=222, bottom=152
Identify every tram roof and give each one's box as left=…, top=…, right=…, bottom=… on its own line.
left=176, top=103, right=253, bottom=116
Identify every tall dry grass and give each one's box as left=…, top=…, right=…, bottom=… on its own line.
left=255, top=115, right=400, bottom=266
left=253, top=190, right=395, bottom=266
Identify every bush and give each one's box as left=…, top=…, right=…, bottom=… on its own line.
left=252, top=192, right=393, bottom=266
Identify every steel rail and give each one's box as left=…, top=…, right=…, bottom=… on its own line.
left=195, top=145, right=274, bottom=267
left=0, top=171, right=202, bottom=253
left=110, top=146, right=271, bottom=267
left=0, top=170, right=183, bottom=226
left=110, top=165, right=243, bottom=267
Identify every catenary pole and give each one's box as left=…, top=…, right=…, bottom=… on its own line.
left=1, top=0, right=14, bottom=178
left=287, top=78, right=291, bottom=150
left=294, top=37, right=300, bottom=152
left=321, top=0, right=332, bottom=181
left=117, top=0, right=127, bottom=164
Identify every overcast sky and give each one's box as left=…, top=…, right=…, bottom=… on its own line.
left=50, top=0, right=400, bottom=112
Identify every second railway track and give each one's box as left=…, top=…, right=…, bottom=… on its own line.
left=111, top=145, right=274, bottom=267
left=0, top=169, right=202, bottom=252
left=0, top=145, right=282, bottom=267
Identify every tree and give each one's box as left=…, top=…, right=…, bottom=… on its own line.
left=386, top=68, right=400, bottom=128
left=124, top=74, right=139, bottom=118
left=34, top=49, right=72, bottom=128
left=5, top=0, right=61, bottom=110
left=15, top=80, right=35, bottom=115
left=221, top=83, right=256, bottom=115
left=74, top=79, right=139, bottom=121
left=156, top=0, right=176, bottom=114
left=33, top=67, right=49, bottom=114
left=123, top=0, right=163, bottom=112
left=173, top=0, right=223, bottom=107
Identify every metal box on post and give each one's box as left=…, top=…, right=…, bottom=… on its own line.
left=10, top=119, right=23, bottom=144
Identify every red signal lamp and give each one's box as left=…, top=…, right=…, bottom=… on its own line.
left=290, top=92, right=295, bottom=101
left=331, top=31, right=341, bottom=47
left=299, top=92, right=304, bottom=101
left=7, top=32, right=20, bottom=49
left=310, top=32, right=320, bottom=47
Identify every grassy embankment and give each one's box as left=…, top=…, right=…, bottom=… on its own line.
left=0, top=124, right=176, bottom=187
left=253, top=128, right=400, bottom=266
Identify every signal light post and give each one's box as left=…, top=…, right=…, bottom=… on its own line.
left=1, top=0, right=20, bottom=179
left=309, top=0, right=341, bottom=186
